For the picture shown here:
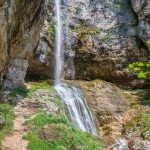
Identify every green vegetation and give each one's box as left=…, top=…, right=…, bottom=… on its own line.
left=74, top=27, right=102, bottom=39
left=0, top=104, right=15, bottom=147
left=113, top=2, right=122, bottom=8
left=24, top=112, right=102, bottom=150
left=48, top=23, right=55, bottom=36
left=9, top=81, right=65, bottom=111
left=129, top=61, right=150, bottom=79
left=145, top=113, right=150, bottom=139
left=72, top=24, right=102, bottom=50
left=101, top=35, right=113, bottom=41
left=143, top=98, right=150, bottom=105
left=9, top=81, right=54, bottom=98
left=125, top=111, right=150, bottom=140
left=25, top=113, right=68, bottom=127
left=27, top=81, right=55, bottom=98
left=129, top=40, right=150, bottom=79
left=9, top=86, right=29, bottom=97
left=146, top=40, right=150, bottom=47
left=73, top=26, right=102, bottom=40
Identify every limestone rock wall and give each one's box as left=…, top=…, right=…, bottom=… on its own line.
left=26, top=0, right=55, bottom=80
left=29, top=0, right=149, bottom=87
left=0, top=0, right=45, bottom=89
left=132, top=0, right=150, bottom=45
left=62, top=0, right=150, bottom=87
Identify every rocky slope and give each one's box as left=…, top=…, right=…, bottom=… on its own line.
left=1, top=80, right=150, bottom=149
left=1, top=81, right=102, bottom=150
left=77, top=80, right=150, bottom=149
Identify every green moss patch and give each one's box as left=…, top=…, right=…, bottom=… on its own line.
left=9, top=81, right=54, bottom=98
left=124, top=110, right=150, bottom=140
left=0, top=104, right=15, bottom=147
left=73, top=26, right=102, bottom=40
left=48, top=23, right=55, bottom=37
left=24, top=112, right=102, bottom=150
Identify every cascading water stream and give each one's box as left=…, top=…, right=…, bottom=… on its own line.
left=55, top=83, right=97, bottom=136
left=54, top=0, right=97, bottom=136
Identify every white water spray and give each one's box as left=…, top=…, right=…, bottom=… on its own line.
left=54, top=0, right=97, bottom=136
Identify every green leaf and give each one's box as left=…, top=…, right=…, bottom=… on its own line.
left=133, top=67, right=141, bottom=71
left=138, top=71, right=148, bottom=79
left=136, top=62, right=145, bottom=67
left=129, top=64, right=134, bottom=69
left=146, top=40, right=150, bottom=47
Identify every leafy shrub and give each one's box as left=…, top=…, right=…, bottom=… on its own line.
left=48, top=24, right=55, bottom=36
left=129, top=61, right=150, bottom=79
left=129, top=40, right=150, bottom=79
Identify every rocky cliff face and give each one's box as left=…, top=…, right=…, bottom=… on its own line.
left=132, top=0, right=150, bottom=44
left=61, top=0, right=150, bottom=87
left=0, top=0, right=150, bottom=89
left=77, top=80, right=150, bottom=149
left=0, top=0, right=45, bottom=89
left=28, top=0, right=150, bottom=87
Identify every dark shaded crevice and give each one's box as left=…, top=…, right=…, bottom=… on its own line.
left=136, top=37, right=150, bottom=55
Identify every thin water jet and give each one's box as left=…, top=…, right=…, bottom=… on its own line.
left=54, top=0, right=63, bottom=86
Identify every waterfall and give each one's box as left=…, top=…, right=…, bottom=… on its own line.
left=54, top=0, right=97, bottom=136
left=55, top=83, right=97, bottom=136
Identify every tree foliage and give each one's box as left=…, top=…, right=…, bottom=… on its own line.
left=129, top=40, right=150, bottom=79
left=129, top=61, right=150, bottom=79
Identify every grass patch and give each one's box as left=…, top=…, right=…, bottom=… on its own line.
left=144, top=112, right=150, bottom=139
left=143, top=98, right=150, bottom=105
left=125, top=111, right=150, bottom=140
left=26, top=81, right=55, bottom=98
left=24, top=112, right=102, bottom=150
left=9, top=81, right=55, bottom=99
left=0, top=104, right=15, bottom=147
left=9, top=86, right=29, bottom=97
left=25, top=113, right=68, bottom=127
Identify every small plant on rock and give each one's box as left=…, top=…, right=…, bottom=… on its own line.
left=129, top=40, right=150, bottom=79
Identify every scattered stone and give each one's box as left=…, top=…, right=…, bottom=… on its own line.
left=128, top=138, right=150, bottom=150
